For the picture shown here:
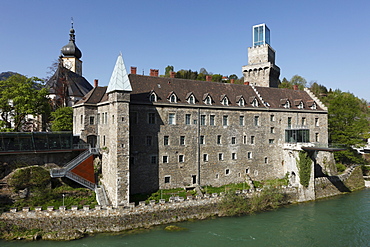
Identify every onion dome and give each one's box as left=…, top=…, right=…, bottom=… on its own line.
left=61, top=28, right=82, bottom=59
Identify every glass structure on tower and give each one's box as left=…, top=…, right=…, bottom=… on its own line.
left=253, top=23, right=270, bottom=46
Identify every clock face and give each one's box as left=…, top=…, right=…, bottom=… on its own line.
left=64, top=60, right=72, bottom=69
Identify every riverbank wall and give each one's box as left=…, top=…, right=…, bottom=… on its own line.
left=0, top=165, right=364, bottom=240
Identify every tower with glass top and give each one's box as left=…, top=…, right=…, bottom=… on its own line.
left=242, top=23, right=280, bottom=87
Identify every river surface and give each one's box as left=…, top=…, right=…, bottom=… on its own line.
left=2, top=189, right=370, bottom=247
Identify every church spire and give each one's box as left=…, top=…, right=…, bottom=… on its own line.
left=61, top=18, right=82, bottom=59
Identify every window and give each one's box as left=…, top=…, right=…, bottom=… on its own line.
left=269, top=139, right=275, bottom=144
left=239, top=116, right=244, bottom=126
left=285, top=129, right=310, bottom=143
left=169, top=113, right=175, bottom=125
left=80, top=115, right=83, bottom=124
left=284, top=100, right=291, bottom=109
left=97, top=113, right=100, bottom=124
left=270, top=127, right=275, bottom=133
left=217, top=135, right=222, bottom=144
left=219, top=153, right=224, bottom=161
left=203, top=154, right=208, bottom=162
left=288, top=117, right=292, bottom=128
left=185, top=114, right=191, bottom=125
left=89, top=116, right=95, bottom=125
left=200, top=135, right=205, bottom=144
left=146, top=136, right=152, bottom=146
left=231, top=137, right=236, bottom=144
left=103, top=135, right=106, bottom=146
left=298, top=101, right=304, bottom=109
left=223, top=115, right=228, bottom=126
left=170, top=94, right=177, bottom=103
left=251, top=136, right=255, bottom=144
left=222, top=97, right=228, bottom=106
left=264, top=157, right=268, bottom=164
left=205, top=96, right=212, bottom=105
left=151, top=155, right=157, bottom=164
left=254, top=116, right=259, bottom=126
left=188, top=95, right=195, bottom=104
left=164, top=136, right=169, bottom=146
left=315, top=118, right=319, bottom=127
left=112, top=115, right=114, bottom=123
left=315, top=133, right=319, bottom=142
left=243, top=135, right=247, bottom=144
left=210, top=115, right=215, bottom=126
left=200, top=115, right=206, bottom=125
left=245, top=168, right=249, bottom=174
left=238, top=98, right=245, bottom=106
left=311, top=102, right=317, bottom=110
left=130, top=112, right=138, bottom=124
left=232, top=153, right=237, bottom=160
left=164, top=176, right=170, bottom=183
left=163, top=156, right=168, bottom=163
left=180, top=136, right=185, bottom=145
left=225, top=169, right=230, bottom=175
left=301, top=117, right=306, bottom=126
left=270, top=115, right=275, bottom=122
left=179, top=155, right=184, bottom=163
left=216, top=174, right=219, bottom=179
left=252, top=98, right=259, bottom=107
left=148, top=113, right=155, bottom=124
left=149, top=93, right=157, bottom=102
left=248, top=152, right=252, bottom=159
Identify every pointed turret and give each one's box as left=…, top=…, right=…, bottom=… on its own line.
left=107, top=53, right=132, bottom=93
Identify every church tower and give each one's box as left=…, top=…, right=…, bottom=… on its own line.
left=60, top=21, right=83, bottom=76
left=242, top=24, right=280, bottom=87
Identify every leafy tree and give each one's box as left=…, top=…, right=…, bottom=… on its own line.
left=279, top=77, right=292, bottom=89
left=309, top=82, right=328, bottom=98
left=0, top=75, right=50, bottom=132
left=212, top=74, right=223, bottom=82
left=327, top=90, right=370, bottom=164
left=278, top=75, right=307, bottom=90
left=51, top=107, right=73, bottom=131
left=164, top=65, right=174, bottom=77
left=229, top=74, right=238, bottom=80
left=199, top=68, right=208, bottom=75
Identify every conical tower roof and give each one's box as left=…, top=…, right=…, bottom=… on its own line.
left=106, top=53, right=132, bottom=93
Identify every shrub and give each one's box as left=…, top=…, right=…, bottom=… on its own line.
left=297, top=151, right=312, bottom=187
left=336, top=163, right=346, bottom=173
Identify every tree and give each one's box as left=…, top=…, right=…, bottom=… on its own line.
left=164, top=65, right=174, bottom=77
left=278, top=75, right=307, bottom=90
left=51, top=107, right=73, bottom=131
left=0, top=74, right=50, bottom=132
left=327, top=90, right=370, bottom=164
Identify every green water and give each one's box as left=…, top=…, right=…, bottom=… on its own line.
left=2, top=189, right=370, bottom=247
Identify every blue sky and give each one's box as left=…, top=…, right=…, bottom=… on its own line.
left=1, top=0, right=370, bottom=100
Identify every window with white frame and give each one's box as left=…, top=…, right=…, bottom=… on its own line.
left=179, top=155, right=184, bottom=163
left=180, top=136, right=185, bottom=145
left=164, top=176, right=170, bottom=183
left=210, top=115, right=215, bottom=126
left=252, top=98, right=259, bottom=107
left=247, top=152, right=252, bottom=159
left=185, top=114, right=191, bottom=125
left=311, top=102, right=317, bottom=110
left=223, top=115, right=228, bottom=126
left=200, top=115, right=206, bottom=125
left=170, top=94, right=177, bottom=103
left=149, top=93, right=157, bottom=102
left=205, top=96, right=212, bottom=105
left=232, top=153, right=237, bottom=160
left=238, top=98, right=245, bottom=106
left=168, top=113, right=176, bottom=125
left=163, top=156, right=169, bottom=163
left=298, top=101, right=304, bottom=109
left=221, top=97, right=228, bottom=106
left=200, top=135, right=205, bottom=144
left=218, top=153, right=223, bottom=160
left=231, top=137, right=236, bottom=144
left=203, top=153, right=208, bottom=162
left=254, top=116, right=259, bottom=126
left=188, top=95, right=195, bottom=104
left=239, top=116, right=244, bottom=126
left=315, top=118, right=319, bottom=126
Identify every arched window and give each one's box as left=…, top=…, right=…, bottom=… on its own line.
left=149, top=93, right=157, bottom=102
left=188, top=95, right=195, bottom=104
left=222, top=97, right=228, bottom=106
left=205, top=96, right=212, bottom=105
left=238, top=98, right=245, bottom=106
left=252, top=98, right=259, bottom=107
left=170, top=94, right=177, bottom=103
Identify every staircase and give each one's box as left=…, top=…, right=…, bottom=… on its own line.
left=50, top=146, right=99, bottom=190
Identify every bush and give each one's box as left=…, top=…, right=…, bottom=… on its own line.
left=336, top=163, right=346, bottom=173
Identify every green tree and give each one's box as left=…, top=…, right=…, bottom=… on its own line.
left=0, top=75, right=50, bottom=132
left=278, top=75, right=307, bottom=90
left=164, top=65, right=174, bottom=77
left=212, top=74, right=223, bottom=82
left=327, top=90, right=370, bottom=164
left=51, top=107, right=73, bottom=131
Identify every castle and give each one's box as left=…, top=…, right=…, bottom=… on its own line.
left=51, top=24, right=333, bottom=206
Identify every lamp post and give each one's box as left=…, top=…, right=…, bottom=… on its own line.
left=62, top=194, right=65, bottom=207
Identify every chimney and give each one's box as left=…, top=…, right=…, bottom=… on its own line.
left=244, top=81, right=250, bottom=85
left=94, top=79, right=98, bottom=87
left=206, top=75, right=212, bottom=82
left=170, top=71, right=176, bottom=78
left=230, top=79, right=235, bottom=84
left=293, top=85, right=299, bottom=90
left=131, top=67, right=137, bottom=75
left=155, top=69, right=159, bottom=77
left=150, top=69, right=155, bottom=76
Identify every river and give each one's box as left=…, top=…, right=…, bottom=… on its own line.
left=2, top=189, right=370, bottom=247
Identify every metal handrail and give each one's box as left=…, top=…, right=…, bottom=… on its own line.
left=66, top=171, right=96, bottom=190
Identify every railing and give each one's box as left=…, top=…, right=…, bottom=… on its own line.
left=65, top=171, right=96, bottom=190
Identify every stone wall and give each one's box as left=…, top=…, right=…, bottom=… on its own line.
left=315, top=165, right=365, bottom=199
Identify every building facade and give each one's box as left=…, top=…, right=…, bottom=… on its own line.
left=73, top=24, right=332, bottom=206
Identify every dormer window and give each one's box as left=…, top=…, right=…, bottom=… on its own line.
left=221, top=95, right=229, bottom=106
left=186, top=92, right=196, bottom=104
left=284, top=101, right=290, bottom=108
left=188, top=95, right=195, bottom=104
left=167, top=92, right=177, bottom=103
left=203, top=93, right=212, bottom=105
left=298, top=101, right=304, bottom=109
left=149, top=92, right=157, bottom=102
left=252, top=98, right=259, bottom=107
left=311, top=102, right=317, bottom=110
left=236, top=96, right=245, bottom=106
